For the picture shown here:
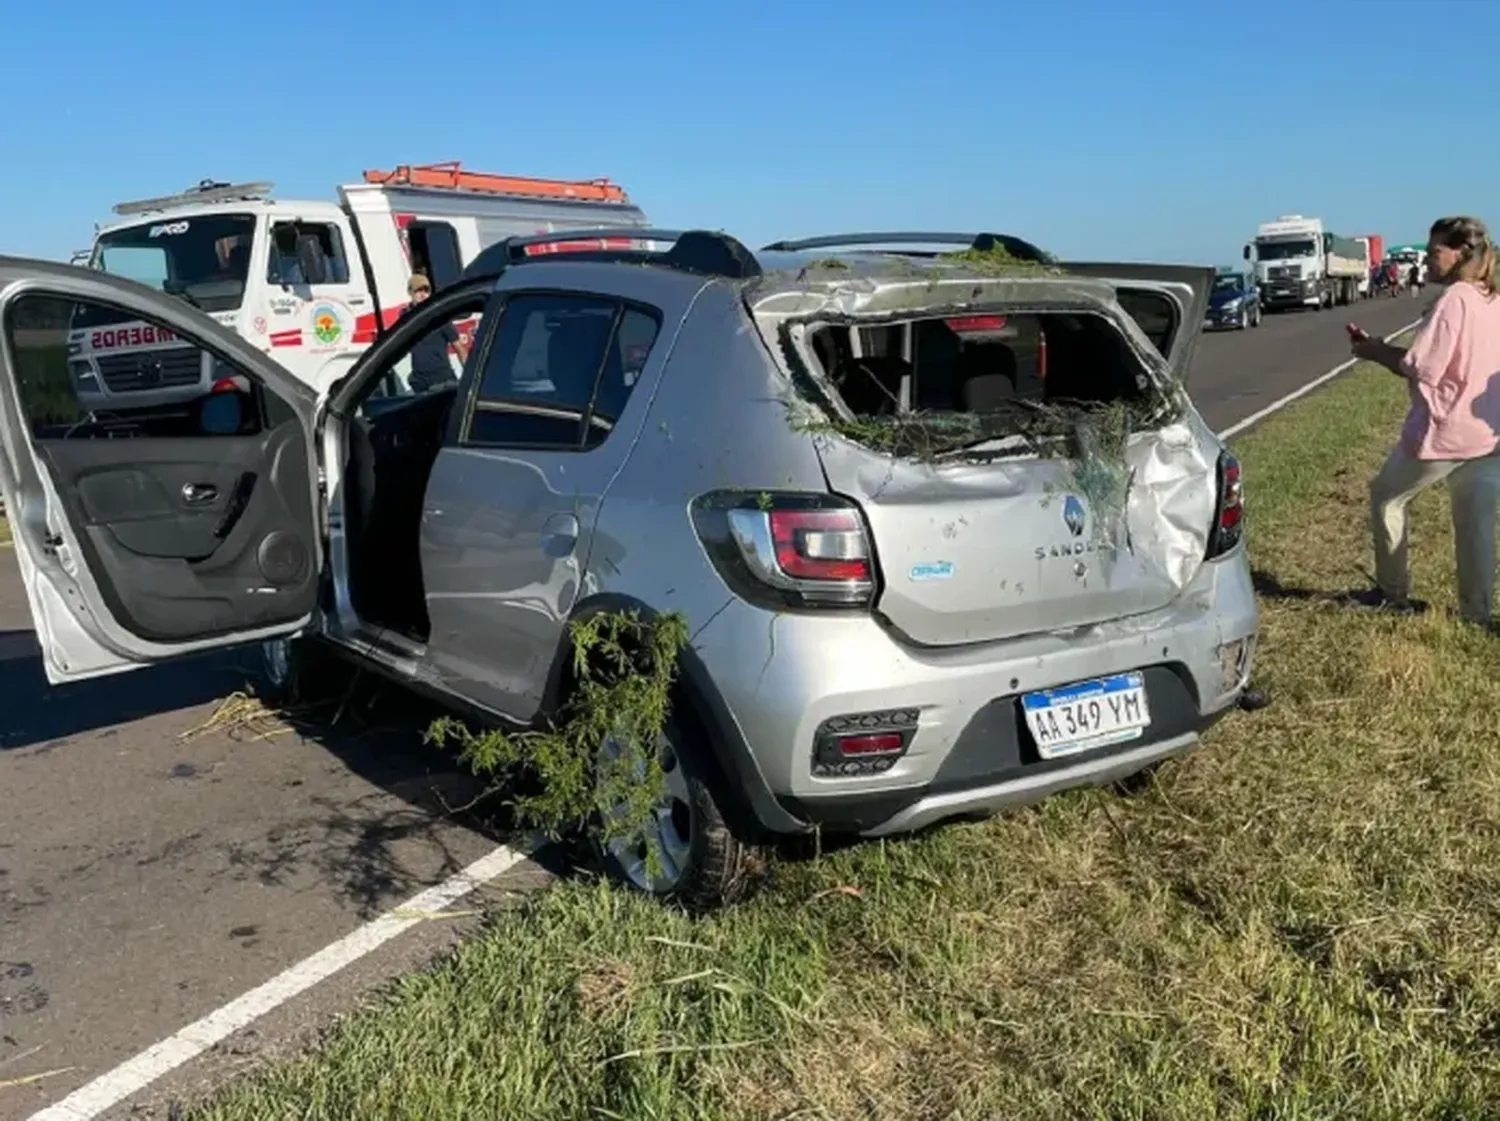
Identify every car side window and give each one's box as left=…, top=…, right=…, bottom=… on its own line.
left=4, top=293, right=278, bottom=440
left=464, top=293, right=660, bottom=450
left=267, top=221, right=351, bottom=286
left=360, top=304, right=484, bottom=418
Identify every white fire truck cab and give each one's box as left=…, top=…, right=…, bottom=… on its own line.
left=73, top=162, right=652, bottom=413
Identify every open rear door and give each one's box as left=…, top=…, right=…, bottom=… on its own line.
left=1061, top=262, right=1213, bottom=382
left=0, top=257, right=322, bottom=684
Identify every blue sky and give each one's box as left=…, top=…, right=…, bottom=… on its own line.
left=0, top=0, right=1488, bottom=266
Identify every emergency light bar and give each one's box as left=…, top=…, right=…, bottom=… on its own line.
left=113, top=180, right=275, bottom=216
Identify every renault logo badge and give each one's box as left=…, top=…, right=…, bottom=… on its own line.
left=1063, top=494, right=1086, bottom=537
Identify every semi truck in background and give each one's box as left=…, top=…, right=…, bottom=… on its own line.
left=70, top=161, right=653, bottom=414
left=1354, top=233, right=1385, bottom=297
left=1244, top=214, right=1366, bottom=311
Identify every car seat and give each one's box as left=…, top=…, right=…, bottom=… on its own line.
left=957, top=342, right=1020, bottom=411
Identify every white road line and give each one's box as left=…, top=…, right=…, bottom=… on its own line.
left=1217, top=316, right=1423, bottom=440
left=17, top=312, right=1425, bottom=1121
left=25, top=843, right=531, bottom=1121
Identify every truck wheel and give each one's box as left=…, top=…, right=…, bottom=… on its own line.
left=595, top=714, right=760, bottom=912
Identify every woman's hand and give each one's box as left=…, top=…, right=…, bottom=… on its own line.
left=1350, top=336, right=1411, bottom=376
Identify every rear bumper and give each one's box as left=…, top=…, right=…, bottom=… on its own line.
left=863, top=729, right=1207, bottom=835
left=781, top=673, right=1230, bottom=836
left=690, top=549, right=1259, bottom=839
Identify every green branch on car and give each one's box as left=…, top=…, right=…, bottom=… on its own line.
left=786, top=394, right=1153, bottom=528
left=425, top=610, right=689, bottom=872
left=937, top=244, right=1062, bottom=274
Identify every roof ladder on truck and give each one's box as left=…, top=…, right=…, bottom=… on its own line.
left=360, top=161, right=629, bottom=202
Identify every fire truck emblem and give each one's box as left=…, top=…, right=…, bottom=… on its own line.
left=311, top=303, right=342, bottom=345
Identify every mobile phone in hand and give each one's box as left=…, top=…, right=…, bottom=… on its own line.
left=1347, top=323, right=1370, bottom=342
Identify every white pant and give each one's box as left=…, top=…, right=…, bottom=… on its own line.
left=1369, top=445, right=1500, bottom=622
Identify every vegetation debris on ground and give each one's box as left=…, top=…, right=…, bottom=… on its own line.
left=174, top=346, right=1500, bottom=1118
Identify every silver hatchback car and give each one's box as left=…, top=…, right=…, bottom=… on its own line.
left=0, top=229, right=1257, bottom=906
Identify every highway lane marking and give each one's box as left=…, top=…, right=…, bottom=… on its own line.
left=1217, top=316, right=1423, bottom=440
left=24, top=312, right=1427, bottom=1121
left=26, top=843, right=532, bottom=1121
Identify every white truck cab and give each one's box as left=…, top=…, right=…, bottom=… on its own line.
left=1245, top=214, right=1365, bottom=312
left=73, top=164, right=652, bottom=414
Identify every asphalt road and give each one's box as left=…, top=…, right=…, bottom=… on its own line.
left=1189, top=293, right=1426, bottom=434
left=0, top=293, right=1430, bottom=1120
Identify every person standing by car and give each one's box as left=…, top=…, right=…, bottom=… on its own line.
left=1349, top=216, right=1500, bottom=626
left=1409, top=260, right=1423, bottom=298
left=400, top=272, right=470, bottom=393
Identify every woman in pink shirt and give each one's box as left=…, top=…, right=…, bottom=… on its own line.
left=1350, top=215, right=1500, bottom=625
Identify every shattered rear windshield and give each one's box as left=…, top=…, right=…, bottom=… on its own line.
left=789, top=310, right=1173, bottom=463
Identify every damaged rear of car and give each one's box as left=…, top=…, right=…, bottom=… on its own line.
left=754, top=259, right=1227, bottom=645
left=683, top=246, right=1258, bottom=838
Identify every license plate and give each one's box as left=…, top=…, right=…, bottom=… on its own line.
left=1021, top=672, right=1150, bottom=759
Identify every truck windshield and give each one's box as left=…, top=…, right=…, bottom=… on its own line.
left=1255, top=239, right=1316, bottom=261
left=92, top=214, right=256, bottom=313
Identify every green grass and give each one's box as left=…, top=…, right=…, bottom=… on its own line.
left=193, top=354, right=1500, bottom=1121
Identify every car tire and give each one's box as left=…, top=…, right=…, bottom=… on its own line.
left=594, top=714, right=757, bottom=912
left=258, top=634, right=353, bottom=707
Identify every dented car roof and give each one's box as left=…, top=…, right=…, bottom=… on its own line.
left=747, top=250, right=1125, bottom=308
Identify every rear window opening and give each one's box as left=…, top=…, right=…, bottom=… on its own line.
left=799, top=310, right=1168, bottom=458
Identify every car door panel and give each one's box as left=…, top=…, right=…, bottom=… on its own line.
left=421, top=449, right=596, bottom=716
left=0, top=256, right=321, bottom=683
left=419, top=275, right=687, bottom=723
left=35, top=424, right=314, bottom=641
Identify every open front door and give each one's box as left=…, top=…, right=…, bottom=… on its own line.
left=1061, top=262, right=1213, bottom=383
left=0, top=256, right=322, bottom=684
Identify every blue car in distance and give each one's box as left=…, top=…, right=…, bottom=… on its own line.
left=1205, top=270, right=1262, bottom=331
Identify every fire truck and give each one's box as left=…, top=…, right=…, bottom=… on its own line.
left=70, top=162, right=653, bottom=413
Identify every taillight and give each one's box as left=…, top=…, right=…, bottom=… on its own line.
left=1206, top=451, right=1243, bottom=558
left=766, top=509, right=871, bottom=583
left=691, top=492, right=877, bottom=609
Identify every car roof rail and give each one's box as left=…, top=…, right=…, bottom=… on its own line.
left=458, top=228, right=763, bottom=284
left=759, top=231, right=1051, bottom=263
